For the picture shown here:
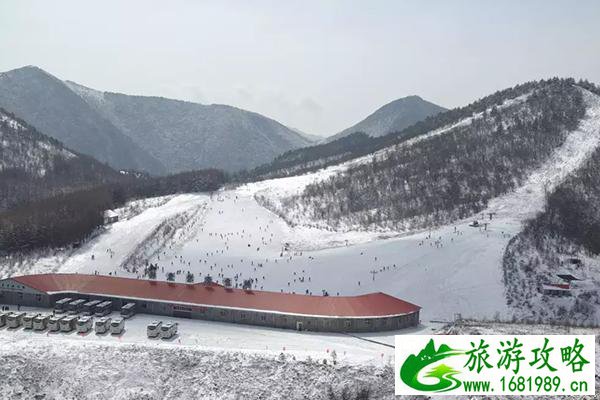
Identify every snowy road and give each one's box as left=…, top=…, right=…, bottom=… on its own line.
left=0, top=325, right=396, bottom=400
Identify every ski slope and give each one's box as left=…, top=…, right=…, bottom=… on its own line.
left=3, top=88, right=600, bottom=336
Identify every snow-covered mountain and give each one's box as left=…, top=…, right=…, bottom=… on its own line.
left=271, top=79, right=587, bottom=232
left=327, top=95, right=446, bottom=141
left=3, top=77, right=600, bottom=329
left=0, top=66, right=313, bottom=175
left=0, top=66, right=165, bottom=175
left=64, top=81, right=312, bottom=174
left=0, top=107, right=119, bottom=211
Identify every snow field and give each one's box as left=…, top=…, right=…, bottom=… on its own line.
left=2, top=87, right=599, bottom=363
left=0, top=309, right=401, bottom=365
left=0, top=333, right=395, bottom=400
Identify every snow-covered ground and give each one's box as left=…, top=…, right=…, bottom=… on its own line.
left=1, top=88, right=599, bottom=365
left=1, top=89, right=600, bottom=399
left=485, top=87, right=600, bottom=220
left=0, top=306, right=406, bottom=399
left=0, top=316, right=595, bottom=399
left=42, top=88, right=600, bottom=324
left=0, top=307, right=406, bottom=365
left=0, top=194, right=207, bottom=277
left=0, top=316, right=396, bottom=400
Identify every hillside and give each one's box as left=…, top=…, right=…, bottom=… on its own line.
left=0, top=106, right=227, bottom=253
left=328, top=95, right=446, bottom=141
left=502, top=82, right=600, bottom=324
left=0, top=107, right=120, bottom=211
left=243, top=82, right=544, bottom=181
left=0, top=66, right=165, bottom=174
left=3, top=78, right=600, bottom=328
left=243, top=132, right=373, bottom=180
left=64, top=81, right=312, bottom=173
left=265, top=79, right=590, bottom=232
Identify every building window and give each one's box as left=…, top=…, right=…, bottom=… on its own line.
left=260, top=315, right=266, bottom=321
left=241, top=313, right=247, bottom=319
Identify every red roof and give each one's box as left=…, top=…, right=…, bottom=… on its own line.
left=544, top=283, right=570, bottom=290
left=11, top=273, right=420, bottom=318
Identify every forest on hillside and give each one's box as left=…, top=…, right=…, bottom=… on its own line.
left=502, top=124, right=600, bottom=324
left=242, top=80, right=547, bottom=182
left=0, top=169, right=227, bottom=253
left=265, top=79, right=587, bottom=231
left=0, top=109, right=120, bottom=212
left=0, top=107, right=229, bottom=253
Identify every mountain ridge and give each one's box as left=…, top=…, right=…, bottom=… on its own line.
left=0, top=106, right=122, bottom=211
left=63, top=78, right=312, bottom=174
left=328, top=95, right=446, bottom=141
left=0, top=66, right=166, bottom=175
left=0, top=66, right=312, bottom=175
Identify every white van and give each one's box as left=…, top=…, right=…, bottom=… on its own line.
left=146, top=320, right=162, bottom=338
left=76, top=316, right=93, bottom=333
left=7, top=312, right=26, bottom=328
left=160, top=322, right=178, bottom=339
left=110, top=318, right=125, bottom=335
left=94, top=317, right=111, bottom=334
left=33, top=314, right=51, bottom=330
left=22, top=313, right=41, bottom=329
left=48, top=316, right=62, bottom=332
left=0, top=312, right=11, bottom=327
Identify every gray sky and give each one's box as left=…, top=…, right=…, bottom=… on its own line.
left=1, top=0, right=600, bottom=136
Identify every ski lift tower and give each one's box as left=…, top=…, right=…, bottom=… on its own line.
left=369, top=270, right=378, bottom=281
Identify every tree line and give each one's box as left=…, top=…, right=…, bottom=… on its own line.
left=0, top=169, right=227, bottom=253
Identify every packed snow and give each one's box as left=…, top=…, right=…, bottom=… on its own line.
left=4, top=90, right=600, bottom=328
left=0, top=316, right=595, bottom=399
left=0, top=307, right=405, bottom=364
left=485, top=87, right=600, bottom=220
left=2, top=89, right=600, bottom=400
left=0, top=315, right=396, bottom=400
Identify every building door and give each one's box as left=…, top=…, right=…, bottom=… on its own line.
left=296, top=321, right=303, bottom=331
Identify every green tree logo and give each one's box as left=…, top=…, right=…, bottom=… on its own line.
left=400, top=339, right=465, bottom=392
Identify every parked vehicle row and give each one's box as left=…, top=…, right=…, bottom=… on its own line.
left=147, top=320, right=178, bottom=339
left=93, top=316, right=125, bottom=334
left=0, top=311, right=126, bottom=335
left=54, top=299, right=136, bottom=319
left=0, top=302, right=177, bottom=340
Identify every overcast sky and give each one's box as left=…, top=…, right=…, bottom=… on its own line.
left=1, top=0, right=600, bottom=136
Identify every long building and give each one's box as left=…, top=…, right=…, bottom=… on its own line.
left=0, top=273, right=420, bottom=332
